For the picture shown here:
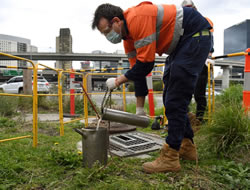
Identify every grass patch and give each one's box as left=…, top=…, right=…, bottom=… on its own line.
left=1, top=130, right=247, bottom=189
left=0, top=85, right=249, bottom=189
left=0, top=96, right=18, bottom=117
left=199, top=85, right=250, bottom=158
left=0, top=117, right=249, bottom=189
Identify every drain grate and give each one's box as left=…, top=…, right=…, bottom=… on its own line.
left=109, top=131, right=164, bottom=157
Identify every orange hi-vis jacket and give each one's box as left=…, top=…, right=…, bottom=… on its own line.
left=123, top=1, right=184, bottom=67
left=205, top=17, right=214, bottom=33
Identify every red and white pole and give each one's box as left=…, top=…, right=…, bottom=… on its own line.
left=70, top=70, right=75, bottom=116
left=243, top=48, right=250, bottom=114
left=146, top=72, right=155, bottom=117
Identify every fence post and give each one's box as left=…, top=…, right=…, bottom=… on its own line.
left=243, top=48, right=250, bottom=114
left=70, top=69, right=75, bottom=116
left=146, top=73, right=155, bottom=117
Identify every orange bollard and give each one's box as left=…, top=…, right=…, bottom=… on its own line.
left=243, top=48, right=250, bottom=114
left=146, top=73, right=155, bottom=117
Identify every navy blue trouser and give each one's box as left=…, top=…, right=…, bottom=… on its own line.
left=194, top=64, right=208, bottom=121
left=163, top=34, right=211, bottom=151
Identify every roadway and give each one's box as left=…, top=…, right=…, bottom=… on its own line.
left=0, top=52, right=245, bottom=67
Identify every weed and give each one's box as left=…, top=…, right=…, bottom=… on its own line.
left=153, top=81, right=163, bottom=91
left=50, top=149, right=81, bottom=169
left=0, top=96, right=18, bottom=116
left=210, top=161, right=250, bottom=189
left=18, top=96, right=32, bottom=112
left=0, top=117, right=17, bottom=128
left=126, top=101, right=136, bottom=114
left=216, top=84, right=243, bottom=107
left=202, top=85, right=250, bottom=157
left=63, top=96, right=100, bottom=115
left=203, top=103, right=250, bottom=157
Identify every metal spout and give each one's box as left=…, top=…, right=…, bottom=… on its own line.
left=74, top=128, right=87, bottom=138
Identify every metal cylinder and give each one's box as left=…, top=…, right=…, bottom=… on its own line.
left=102, top=108, right=150, bottom=128
left=74, top=127, right=108, bottom=168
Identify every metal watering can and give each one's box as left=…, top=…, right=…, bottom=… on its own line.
left=74, top=127, right=109, bottom=168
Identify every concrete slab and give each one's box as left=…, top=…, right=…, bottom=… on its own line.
left=24, top=114, right=96, bottom=123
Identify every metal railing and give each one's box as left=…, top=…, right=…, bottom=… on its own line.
left=2, top=49, right=248, bottom=146
left=0, top=52, right=36, bottom=146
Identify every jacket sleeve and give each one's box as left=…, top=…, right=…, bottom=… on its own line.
left=123, top=38, right=155, bottom=81
left=124, top=59, right=154, bottom=81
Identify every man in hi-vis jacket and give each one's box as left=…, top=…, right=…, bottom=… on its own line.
left=182, top=0, right=215, bottom=123
left=92, top=1, right=212, bottom=173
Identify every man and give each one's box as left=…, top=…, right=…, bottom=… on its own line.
left=92, top=2, right=212, bottom=173
left=182, top=0, right=215, bottom=123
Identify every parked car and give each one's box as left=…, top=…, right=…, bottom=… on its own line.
left=206, top=89, right=221, bottom=96
left=0, top=76, right=50, bottom=94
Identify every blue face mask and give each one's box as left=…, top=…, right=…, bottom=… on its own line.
left=105, top=29, right=122, bottom=44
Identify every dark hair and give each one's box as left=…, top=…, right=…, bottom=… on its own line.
left=92, top=3, right=124, bottom=30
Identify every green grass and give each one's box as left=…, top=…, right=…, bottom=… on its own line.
left=0, top=85, right=249, bottom=189
left=125, top=98, right=164, bottom=117
left=0, top=116, right=249, bottom=189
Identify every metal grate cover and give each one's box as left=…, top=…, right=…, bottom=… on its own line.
left=109, top=131, right=164, bottom=157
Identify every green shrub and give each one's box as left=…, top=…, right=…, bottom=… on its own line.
left=63, top=96, right=99, bottom=115
left=204, top=102, right=250, bottom=157
left=155, top=106, right=164, bottom=116
left=38, top=96, right=50, bottom=110
left=127, top=82, right=134, bottom=92
left=216, top=84, right=243, bottom=107
left=127, top=81, right=164, bottom=92
left=153, top=81, right=163, bottom=91
left=18, top=97, right=32, bottom=112
left=0, top=117, right=16, bottom=128
left=126, top=101, right=136, bottom=114
left=0, top=96, right=18, bottom=117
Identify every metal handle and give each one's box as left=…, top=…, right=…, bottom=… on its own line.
left=80, top=82, right=100, bottom=119
left=74, top=128, right=87, bottom=138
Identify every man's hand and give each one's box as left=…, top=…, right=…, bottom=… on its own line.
left=205, top=59, right=215, bottom=66
left=106, top=78, right=117, bottom=90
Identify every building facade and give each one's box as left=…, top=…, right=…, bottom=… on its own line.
left=224, top=19, right=250, bottom=60
left=224, top=19, right=250, bottom=78
left=0, top=34, right=37, bottom=69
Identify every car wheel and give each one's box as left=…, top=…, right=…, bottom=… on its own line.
left=19, top=88, right=24, bottom=94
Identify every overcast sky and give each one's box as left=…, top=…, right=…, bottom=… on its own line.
left=0, top=0, right=249, bottom=69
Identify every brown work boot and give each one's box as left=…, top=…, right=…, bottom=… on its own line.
left=188, top=112, right=201, bottom=133
left=179, top=138, right=197, bottom=161
left=142, top=144, right=181, bottom=173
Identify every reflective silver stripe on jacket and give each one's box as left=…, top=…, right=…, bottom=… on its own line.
left=134, top=5, right=184, bottom=54
left=134, top=33, right=156, bottom=49
left=127, top=50, right=137, bottom=58
left=166, top=6, right=184, bottom=54
left=156, top=5, right=164, bottom=43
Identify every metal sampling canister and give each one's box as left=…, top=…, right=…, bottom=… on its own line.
left=102, top=108, right=150, bottom=128
left=74, top=127, right=108, bottom=168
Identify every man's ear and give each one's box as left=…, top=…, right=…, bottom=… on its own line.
left=112, top=17, right=121, bottom=23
